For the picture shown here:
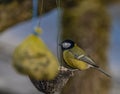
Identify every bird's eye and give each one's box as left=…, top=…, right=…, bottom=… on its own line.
left=62, top=42, right=71, bottom=48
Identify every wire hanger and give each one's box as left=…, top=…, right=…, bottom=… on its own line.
left=56, top=0, right=63, bottom=66
left=33, top=0, right=44, bottom=35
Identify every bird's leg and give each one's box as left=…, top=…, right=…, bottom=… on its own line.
left=58, top=66, right=68, bottom=71
left=58, top=66, right=77, bottom=77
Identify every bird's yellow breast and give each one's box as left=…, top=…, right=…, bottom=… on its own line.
left=63, top=50, right=89, bottom=70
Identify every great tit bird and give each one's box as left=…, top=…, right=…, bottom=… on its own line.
left=60, top=39, right=111, bottom=78
left=13, top=27, right=59, bottom=80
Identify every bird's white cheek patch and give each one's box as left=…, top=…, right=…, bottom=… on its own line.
left=62, top=43, right=71, bottom=48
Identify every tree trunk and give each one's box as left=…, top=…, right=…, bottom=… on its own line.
left=61, top=0, right=111, bottom=94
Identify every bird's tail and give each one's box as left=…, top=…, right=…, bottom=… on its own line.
left=93, top=67, right=111, bottom=78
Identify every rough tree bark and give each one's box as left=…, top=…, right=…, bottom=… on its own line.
left=61, top=0, right=111, bottom=94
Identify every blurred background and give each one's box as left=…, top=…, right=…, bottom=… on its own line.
left=0, top=0, right=120, bottom=94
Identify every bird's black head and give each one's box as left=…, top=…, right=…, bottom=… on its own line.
left=60, top=39, right=75, bottom=50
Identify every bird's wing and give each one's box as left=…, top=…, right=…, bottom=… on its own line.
left=77, top=55, right=99, bottom=68
left=69, top=50, right=99, bottom=68
left=69, top=50, right=111, bottom=78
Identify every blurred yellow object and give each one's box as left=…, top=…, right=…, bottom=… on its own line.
left=13, top=29, right=59, bottom=80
